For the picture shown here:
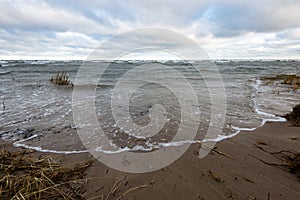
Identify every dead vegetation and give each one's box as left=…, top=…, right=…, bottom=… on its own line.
left=262, top=74, right=300, bottom=91
left=50, top=71, right=73, bottom=86
left=253, top=143, right=300, bottom=179
left=86, top=176, right=150, bottom=200
left=207, top=169, right=222, bottom=183
left=0, top=149, right=92, bottom=199
left=0, top=148, right=151, bottom=200
left=256, top=140, right=267, bottom=145
left=273, top=151, right=300, bottom=178
left=284, top=104, right=300, bottom=126
left=197, top=142, right=234, bottom=160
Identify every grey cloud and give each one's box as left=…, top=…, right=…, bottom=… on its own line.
left=0, top=28, right=96, bottom=59
left=0, top=0, right=300, bottom=59
left=0, top=0, right=125, bottom=34
left=203, top=0, right=300, bottom=37
left=2, top=0, right=300, bottom=37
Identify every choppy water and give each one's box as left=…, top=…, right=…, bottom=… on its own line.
left=0, top=60, right=299, bottom=153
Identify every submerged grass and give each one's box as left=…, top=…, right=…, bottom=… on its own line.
left=50, top=71, right=73, bottom=86
left=0, top=149, right=92, bottom=199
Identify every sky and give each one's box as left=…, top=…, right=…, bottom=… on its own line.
left=0, top=0, right=300, bottom=60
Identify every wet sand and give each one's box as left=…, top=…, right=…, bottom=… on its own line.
left=1, top=121, right=300, bottom=199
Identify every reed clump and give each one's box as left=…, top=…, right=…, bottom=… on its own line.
left=284, top=104, right=300, bottom=126
left=50, top=71, right=72, bottom=86
left=0, top=149, right=92, bottom=199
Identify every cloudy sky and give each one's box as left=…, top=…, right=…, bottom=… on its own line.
left=1, top=0, right=300, bottom=60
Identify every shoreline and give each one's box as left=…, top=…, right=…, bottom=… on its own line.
left=7, top=108, right=289, bottom=156
left=5, top=78, right=290, bottom=155
left=1, top=121, right=299, bottom=199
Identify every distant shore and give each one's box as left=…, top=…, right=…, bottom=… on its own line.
left=1, top=121, right=299, bottom=199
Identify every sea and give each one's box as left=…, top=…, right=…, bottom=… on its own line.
left=0, top=60, right=299, bottom=154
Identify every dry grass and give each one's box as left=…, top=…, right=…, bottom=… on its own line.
left=262, top=74, right=300, bottom=91
left=0, top=149, right=92, bottom=200
left=86, top=176, right=149, bottom=200
left=207, top=169, right=222, bottom=183
left=286, top=153, right=300, bottom=178
left=256, top=140, right=267, bottom=145
left=50, top=71, right=72, bottom=86
left=270, top=151, right=300, bottom=178
left=254, top=143, right=300, bottom=178
left=284, top=104, right=300, bottom=126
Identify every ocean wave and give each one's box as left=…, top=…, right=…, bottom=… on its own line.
left=4, top=60, right=298, bottom=154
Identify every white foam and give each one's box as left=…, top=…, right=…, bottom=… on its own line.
left=94, top=140, right=196, bottom=154
left=252, top=79, right=287, bottom=126
left=12, top=133, right=198, bottom=155
left=11, top=79, right=289, bottom=154
left=13, top=134, right=88, bottom=154
left=201, top=79, right=287, bottom=143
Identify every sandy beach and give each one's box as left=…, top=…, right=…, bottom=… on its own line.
left=1, top=0, right=300, bottom=199
left=1, top=121, right=299, bottom=200
left=1, top=60, right=299, bottom=199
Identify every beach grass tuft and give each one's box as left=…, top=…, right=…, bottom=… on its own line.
left=0, top=149, right=92, bottom=199
left=50, top=71, right=73, bottom=86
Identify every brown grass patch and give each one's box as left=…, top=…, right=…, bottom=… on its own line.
left=0, top=149, right=92, bottom=199
left=253, top=144, right=300, bottom=179
left=262, top=74, right=300, bottom=91
left=284, top=104, right=300, bottom=126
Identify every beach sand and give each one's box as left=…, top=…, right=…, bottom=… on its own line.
left=1, top=121, right=299, bottom=199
